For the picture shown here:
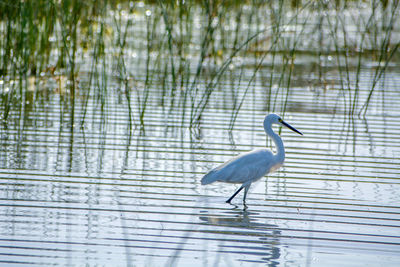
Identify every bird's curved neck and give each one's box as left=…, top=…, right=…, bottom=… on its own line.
left=266, top=126, right=285, bottom=163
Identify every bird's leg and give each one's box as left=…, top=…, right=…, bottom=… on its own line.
left=242, top=184, right=251, bottom=207
left=226, top=186, right=244, bottom=204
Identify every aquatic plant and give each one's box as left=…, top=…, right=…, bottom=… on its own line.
left=0, top=0, right=399, bottom=130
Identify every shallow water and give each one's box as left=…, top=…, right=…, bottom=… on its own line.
left=1, top=2, right=400, bottom=266
left=1, top=84, right=400, bottom=266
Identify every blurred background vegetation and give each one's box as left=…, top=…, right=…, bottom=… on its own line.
left=0, top=0, right=399, bottom=131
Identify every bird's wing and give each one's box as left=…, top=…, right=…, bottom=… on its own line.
left=202, top=149, right=274, bottom=185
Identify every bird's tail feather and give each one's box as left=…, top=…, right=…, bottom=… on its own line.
left=201, top=170, right=218, bottom=185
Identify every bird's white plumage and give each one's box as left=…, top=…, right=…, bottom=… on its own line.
left=201, top=113, right=302, bottom=206
left=201, top=149, right=276, bottom=185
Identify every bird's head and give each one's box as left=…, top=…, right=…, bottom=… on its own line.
left=264, top=114, right=303, bottom=135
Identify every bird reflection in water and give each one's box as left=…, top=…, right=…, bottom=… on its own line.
left=199, top=208, right=281, bottom=265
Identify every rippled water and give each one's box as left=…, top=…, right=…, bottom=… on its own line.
left=1, top=74, right=400, bottom=266
left=1, top=2, right=400, bottom=266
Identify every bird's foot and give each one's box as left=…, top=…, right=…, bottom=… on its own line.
left=226, top=200, right=239, bottom=209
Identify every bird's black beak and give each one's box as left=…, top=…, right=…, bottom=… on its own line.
left=281, top=120, right=303, bottom=135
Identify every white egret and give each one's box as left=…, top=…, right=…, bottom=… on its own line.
left=201, top=114, right=303, bottom=206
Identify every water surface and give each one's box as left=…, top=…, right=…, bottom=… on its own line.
left=1, top=1, right=400, bottom=266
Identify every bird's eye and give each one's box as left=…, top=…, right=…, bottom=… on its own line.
left=278, top=118, right=283, bottom=122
